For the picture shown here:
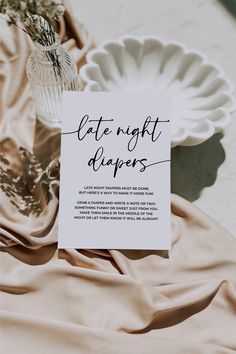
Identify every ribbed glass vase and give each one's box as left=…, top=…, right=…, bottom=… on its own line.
left=26, top=34, right=78, bottom=126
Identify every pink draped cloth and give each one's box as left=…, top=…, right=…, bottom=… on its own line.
left=0, top=11, right=236, bottom=354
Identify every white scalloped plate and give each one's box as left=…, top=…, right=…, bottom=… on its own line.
left=80, top=36, right=235, bottom=147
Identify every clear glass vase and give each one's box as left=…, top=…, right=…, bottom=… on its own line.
left=26, top=34, right=78, bottom=126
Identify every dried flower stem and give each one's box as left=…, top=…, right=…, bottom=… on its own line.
left=0, top=0, right=65, bottom=78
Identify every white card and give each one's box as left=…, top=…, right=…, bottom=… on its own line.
left=58, top=92, right=171, bottom=249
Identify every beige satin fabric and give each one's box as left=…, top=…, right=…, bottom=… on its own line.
left=1, top=12, right=236, bottom=354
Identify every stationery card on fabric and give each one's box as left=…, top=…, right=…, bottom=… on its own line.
left=58, top=92, right=171, bottom=249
